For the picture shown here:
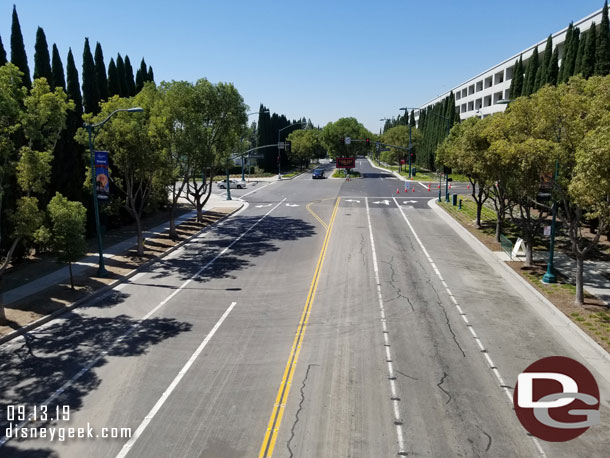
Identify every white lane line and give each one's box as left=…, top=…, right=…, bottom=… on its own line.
left=0, top=199, right=286, bottom=449
left=391, top=197, right=547, bottom=457
left=115, top=301, right=237, bottom=458
left=241, top=181, right=274, bottom=198
left=365, top=197, right=406, bottom=455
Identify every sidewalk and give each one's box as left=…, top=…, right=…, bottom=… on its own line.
left=1, top=193, right=243, bottom=307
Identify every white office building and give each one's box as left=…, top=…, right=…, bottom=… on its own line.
left=415, top=7, right=604, bottom=121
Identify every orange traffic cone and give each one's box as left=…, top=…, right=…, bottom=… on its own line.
left=412, top=187, right=415, bottom=192
left=428, top=184, right=431, bottom=192
left=437, top=184, right=441, bottom=189
left=449, top=183, right=452, bottom=189
left=396, top=188, right=400, bottom=194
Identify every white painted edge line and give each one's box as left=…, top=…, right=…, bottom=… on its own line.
left=0, top=199, right=284, bottom=448
left=115, top=301, right=238, bottom=458
left=241, top=181, right=274, bottom=198
left=392, top=196, right=547, bottom=457
left=365, top=198, right=406, bottom=455
left=427, top=198, right=610, bottom=384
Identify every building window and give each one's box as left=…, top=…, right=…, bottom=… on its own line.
left=494, top=71, right=504, bottom=85
left=468, top=101, right=474, bottom=111
left=476, top=81, right=483, bottom=92
left=493, top=91, right=503, bottom=104
left=504, top=89, right=511, bottom=99
left=475, top=98, right=482, bottom=109
left=456, top=92, right=461, bottom=101
left=462, top=88, right=467, bottom=98
left=506, top=66, right=514, bottom=80
left=461, top=103, right=467, bottom=113
left=468, top=85, right=475, bottom=95
left=484, top=95, right=492, bottom=107
left=485, top=76, right=493, bottom=88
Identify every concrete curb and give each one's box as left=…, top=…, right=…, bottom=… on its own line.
left=0, top=202, right=245, bottom=346
left=366, top=157, right=405, bottom=180
left=427, top=198, right=610, bottom=386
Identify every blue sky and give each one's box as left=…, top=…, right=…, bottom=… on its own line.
left=2, top=0, right=606, bottom=133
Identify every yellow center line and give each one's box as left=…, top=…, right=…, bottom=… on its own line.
left=306, top=201, right=328, bottom=230
left=258, top=196, right=341, bottom=458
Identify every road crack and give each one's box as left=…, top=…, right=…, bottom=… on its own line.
left=436, top=371, right=452, bottom=405
left=380, top=257, right=415, bottom=312
left=475, top=424, right=493, bottom=452
left=286, top=364, right=318, bottom=458
left=427, top=278, right=466, bottom=358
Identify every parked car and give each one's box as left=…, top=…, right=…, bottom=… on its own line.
left=217, top=179, right=246, bottom=189
left=312, top=169, right=325, bottom=179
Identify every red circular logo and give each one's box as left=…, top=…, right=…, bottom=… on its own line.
left=513, top=356, right=600, bottom=442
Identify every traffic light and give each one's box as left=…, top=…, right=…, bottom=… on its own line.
left=340, top=137, right=345, bottom=144
left=410, top=152, right=416, bottom=162
left=365, top=138, right=370, bottom=146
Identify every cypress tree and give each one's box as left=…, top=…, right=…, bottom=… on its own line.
left=583, top=22, right=597, bottom=79
left=564, top=28, right=580, bottom=81
left=559, top=23, right=574, bottom=83
left=409, top=109, right=416, bottom=127
left=510, top=56, right=524, bottom=99
left=537, top=35, right=553, bottom=90
left=107, top=58, right=120, bottom=96
left=522, top=56, right=533, bottom=96
left=82, top=38, right=99, bottom=113
left=136, top=58, right=147, bottom=92
left=124, top=55, right=136, bottom=96
left=595, top=1, right=610, bottom=75
left=575, top=30, right=588, bottom=75
left=94, top=42, right=108, bottom=102
left=51, top=44, right=65, bottom=91
left=147, top=65, right=154, bottom=83
left=66, top=48, right=82, bottom=113
left=33, top=26, right=52, bottom=83
left=116, top=54, right=127, bottom=97
left=0, top=35, right=6, bottom=65
left=10, top=5, right=31, bottom=88
left=525, top=48, right=539, bottom=96
left=547, top=47, right=559, bottom=85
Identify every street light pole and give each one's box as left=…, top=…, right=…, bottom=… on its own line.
left=277, top=121, right=305, bottom=179
left=84, top=107, right=143, bottom=277
left=398, top=108, right=415, bottom=178
left=542, top=160, right=559, bottom=284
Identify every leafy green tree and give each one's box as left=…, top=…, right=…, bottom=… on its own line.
left=0, top=74, right=73, bottom=320
left=116, top=54, right=127, bottom=97
left=79, top=87, right=162, bottom=255
left=82, top=38, right=98, bottom=114
left=34, top=27, right=52, bottom=83
left=437, top=117, right=492, bottom=227
left=47, top=193, right=86, bottom=289
left=0, top=36, right=6, bottom=66
left=107, top=58, right=120, bottom=97
left=51, top=44, right=65, bottom=91
left=124, top=56, right=136, bottom=96
left=596, top=1, right=610, bottom=75
left=94, top=42, right=108, bottom=102
left=10, top=5, right=30, bottom=88
left=287, top=128, right=324, bottom=168
left=582, top=22, right=597, bottom=79
left=320, top=117, right=372, bottom=158
left=380, top=124, right=420, bottom=166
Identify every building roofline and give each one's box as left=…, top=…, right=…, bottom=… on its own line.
left=418, top=7, right=604, bottom=109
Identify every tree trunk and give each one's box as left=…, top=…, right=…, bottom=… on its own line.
left=196, top=203, right=203, bottom=223
left=575, top=255, right=585, bottom=305
left=68, top=262, right=74, bottom=290
left=495, top=219, right=502, bottom=243
left=524, top=239, right=533, bottom=267
left=476, top=203, right=482, bottom=228
left=0, top=304, right=6, bottom=324
left=169, top=206, right=177, bottom=240
left=135, top=216, right=144, bottom=256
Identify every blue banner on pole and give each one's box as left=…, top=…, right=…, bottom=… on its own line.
left=95, top=151, right=110, bottom=200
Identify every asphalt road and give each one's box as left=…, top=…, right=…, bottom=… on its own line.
left=1, top=157, right=609, bottom=457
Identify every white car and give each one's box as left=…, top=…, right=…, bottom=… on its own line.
left=217, top=179, right=246, bottom=189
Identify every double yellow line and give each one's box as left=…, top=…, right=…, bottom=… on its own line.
left=258, top=197, right=341, bottom=458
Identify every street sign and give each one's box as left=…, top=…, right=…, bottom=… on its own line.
left=336, top=157, right=356, bottom=168
left=380, top=147, right=390, bottom=152
left=544, top=225, right=551, bottom=236
left=345, top=137, right=351, bottom=145
left=278, top=142, right=285, bottom=149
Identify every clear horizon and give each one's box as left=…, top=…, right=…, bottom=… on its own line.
left=2, top=0, right=606, bottom=133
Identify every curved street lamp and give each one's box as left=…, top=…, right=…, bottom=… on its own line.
left=84, top=107, right=144, bottom=276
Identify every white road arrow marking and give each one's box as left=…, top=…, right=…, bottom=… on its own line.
left=372, top=200, right=391, bottom=205
left=255, top=204, right=272, bottom=208
left=286, top=203, right=300, bottom=207
left=345, top=199, right=361, bottom=203
left=402, top=200, right=417, bottom=204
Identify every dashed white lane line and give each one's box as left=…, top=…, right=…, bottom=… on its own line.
left=115, top=301, right=238, bottom=458
left=0, top=198, right=286, bottom=449
left=391, top=197, right=547, bottom=457
left=365, top=198, right=406, bottom=456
